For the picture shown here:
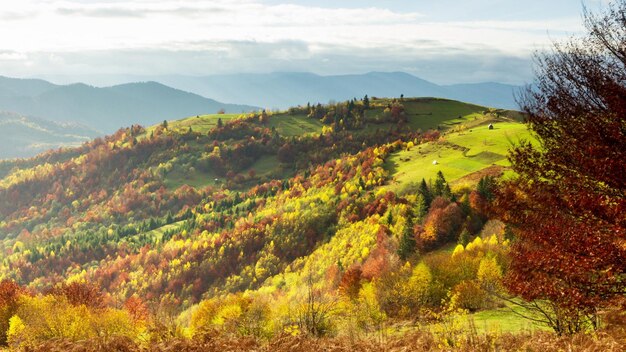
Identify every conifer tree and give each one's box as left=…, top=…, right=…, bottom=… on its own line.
left=433, top=171, right=448, bottom=197
left=418, top=178, right=432, bottom=206
left=458, top=228, right=471, bottom=246
left=397, top=213, right=416, bottom=261
left=413, top=192, right=428, bottom=221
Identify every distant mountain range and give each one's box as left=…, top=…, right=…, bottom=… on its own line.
left=38, top=72, right=522, bottom=110
left=0, top=111, right=98, bottom=159
left=113, top=72, right=522, bottom=111
left=0, top=72, right=522, bottom=159
left=0, top=76, right=258, bottom=133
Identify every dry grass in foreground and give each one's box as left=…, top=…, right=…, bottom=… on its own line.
left=23, top=323, right=625, bottom=352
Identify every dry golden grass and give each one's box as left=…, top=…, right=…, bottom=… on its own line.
left=22, top=326, right=625, bottom=352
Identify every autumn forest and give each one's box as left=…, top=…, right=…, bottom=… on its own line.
left=0, top=2, right=624, bottom=352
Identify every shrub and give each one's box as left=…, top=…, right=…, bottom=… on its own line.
left=449, top=280, right=487, bottom=312
left=7, top=295, right=136, bottom=349
left=191, top=295, right=273, bottom=338
left=0, top=280, right=24, bottom=346
left=375, top=262, right=432, bottom=318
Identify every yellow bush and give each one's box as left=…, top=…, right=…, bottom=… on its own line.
left=477, top=257, right=503, bottom=293
left=7, top=295, right=136, bottom=349
left=449, top=280, right=487, bottom=312
left=191, top=295, right=272, bottom=338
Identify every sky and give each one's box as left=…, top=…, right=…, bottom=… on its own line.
left=0, top=0, right=611, bottom=85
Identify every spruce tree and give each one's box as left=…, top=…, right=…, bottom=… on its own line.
left=458, top=228, right=471, bottom=246
left=477, top=176, right=496, bottom=200
left=397, top=213, right=416, bottom=261
left=418, top=178, right=432, bottom=206
left=433, top=171, right=447, bottom=197
left=414, top=192, right=428, bottom=221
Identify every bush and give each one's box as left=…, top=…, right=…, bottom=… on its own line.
left=7, top=295, right=136, bottom=349
left=0, top=280, right=24, bottom=346
left=449, top=280, right=487, bottom=312
left=191, top=295, right=273, bottom=338
left=375, top=262, right=433, bottom=319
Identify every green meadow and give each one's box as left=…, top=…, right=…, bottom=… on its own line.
left=385, top=121, right=532, bottom=191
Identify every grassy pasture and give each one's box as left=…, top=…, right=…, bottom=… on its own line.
left=144, top=113, right=240, bottom=136
left=268, top=113, right=324, bottom=136
left=466, top=306, right=551, bottom=334
left=385, top=122, right=532, bottom=191
left=366, top=98, right=488, bottom=131
left=163, top=167, right=220, bottom=190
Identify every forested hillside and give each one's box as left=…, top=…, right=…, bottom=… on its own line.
left=0, top=0, right=623, bottom=350
left=0, top=97, right=526, bottom=343
left=0, top=94, right=622, bottom=351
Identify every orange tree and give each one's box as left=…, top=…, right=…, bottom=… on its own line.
left=493, top=1, right=626, bottom=334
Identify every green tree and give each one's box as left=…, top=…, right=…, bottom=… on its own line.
left=418, top=178, right=433, bottom=206
left=433, top=171, right=451, bottom=198
left=477, top=176, right=496, bottom=200
left=414, top=192, right=428, bottom=221
left=457, top=229, right=471, bottom=246
left=397, top=213, right=416, bottom=261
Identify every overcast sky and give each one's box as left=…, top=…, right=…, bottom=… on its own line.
left=0, top=0, right=610, bottom=85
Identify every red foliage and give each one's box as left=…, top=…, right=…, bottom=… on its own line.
left=338, top=266, right=363, bottom=299
left=49, top=282, right=106, bottom=309
left=417, top=198, right=464, bottom=251
left=124, top=295, right=150, bottom=322
left=0, top=279, right=24, bottom=308
left=469, top=190, right=488, bottom=215
left=422, top=130, right=440, bottom=142
left=0, top=280, right=25, bottom=344
left=493, top=2, right=626, bottom=331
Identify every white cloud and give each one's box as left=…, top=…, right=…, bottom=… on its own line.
left=0, top=52, right=28, bottom=61
left=0, top=1, right=576, bottom=52
left=0, top=0, right=587, bottom=82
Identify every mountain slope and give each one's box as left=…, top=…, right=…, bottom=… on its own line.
left=0, top=76, right=56, bottom=97
left=444, top=82, right=522, bottom=111
left=153, top=71, right=520, bottom=109
left=0, top=76, right=258, bottom=133
left=0, top=111, right=98, bottom=159
left=0, top=97, right=523, bottom=301
left=0, top=96, right=538, bottom=346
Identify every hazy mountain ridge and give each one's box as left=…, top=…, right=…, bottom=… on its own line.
left=0, top=76, right=259, bottom=134
left=0, top=111, right=98, bottom=159
left=146, top=71, right=520, bottom=110
left=0, top=73, right=519, bottom=159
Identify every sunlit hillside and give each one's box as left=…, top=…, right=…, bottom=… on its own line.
left=0, top=92, right=621, bottom=351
